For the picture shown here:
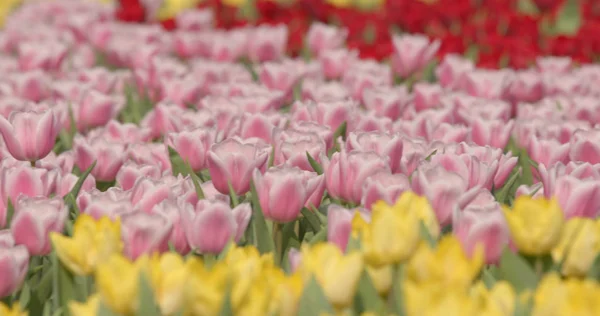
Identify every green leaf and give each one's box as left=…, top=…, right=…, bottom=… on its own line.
left=332, top=121, right=347, bottom=144
left=306, top=152, right=323, bottom=175
left=464, top=45, right=479, bottom=63
left=98, top=302, right=121, bottom=316
left=249, top=180, right=275, bottom=254
left=239, top=58, right=258, bottom=81
left=300, top=208, right=322, bottom=233
left=354, top=270, right=385, bottom=313
left=67, top=161, right=96, bottom=199
left=219, top=286, right=234, bottom=316
left=482, top=268, right=497, bottom=289
left=227, top=181, right=239, bottom=207
left=309, top=229, right=327, bottom=245
left=136, top=274, right=161, bottom=316
left=188, top=166, right=205, bottom=200
left=18, top=281, right=31, bottom=308
left=586, top=253, right=600, bottom=280
left=424, top=149, right=437, bottom=161
left=346, top=236, right=361, bottom=253
left=389, top=264, right=406, bottom=316
left=498, top=249, right=539, bottom=292
left=517, top=0, right=540, bottom=15
left=267, top=145, right=275, bottom=169
left=52, top=252, right=78, bottom=316
left=553, top=0, right=581, bottom=35
left=494, top=166, right=522, bottom=204
left=5, top=198, right=14, bottom=227
left=421, top=60, right=438, bottom=83
left=419, top=221, right=436, bottom=247
left=297, top=277, right=334, bottom=316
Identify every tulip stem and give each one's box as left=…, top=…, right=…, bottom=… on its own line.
left=273, top=222, right=285, bottom=265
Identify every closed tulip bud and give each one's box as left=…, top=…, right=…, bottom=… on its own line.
left=127, top=143, right=172, bottom=174
left=50, top=214, right=123, bottom=276
left=298, top=243, right=364, bottom=308
left=552, top=218, right=600, bottom=277
left=0, top=109, right=59, bottom=162
left=207, top=138, right=269, bottom=195
left=181, top=200, right=251, bottom=254
left=435, top=54, right=474, bottom=90
left=323, top=148, right=389, bottom=205
left=120, top=212, right=173, bottom=260
left=0, top=166, right=54, bottom=224
left=11, top=196, right=68, bottom=256
left=0, top=245, right=29, bottom=298
left=73, top=135, right=127, bottom=182
left=391, top=34, right=440, bottom=78
left=167, top=128, right=216, bottom=172
left=116, top=162, right=163, bottom=191
left=503, top=196, right=564, bottom=256
left=74, top=90, right=123, bottom=131
left=152, top=198, right=192, bottom=255
left=253, top=167, right=324, bottom=223
left=453, top=208, right=510, bottom=264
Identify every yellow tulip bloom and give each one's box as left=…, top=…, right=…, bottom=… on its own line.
left=0, top=303, right=27, bottom=316
left=394, top=191, right=440, bottom=239
left=552, top=218, right=600, bottom=277
left=267, top=270, right=304, bottom=316
left=0, top=0, right=22, bottom=28
left=157, top=0, right=203, bottom=20
left=298, top=243, right=364, bottom=308
left=184, top=258, right=230, bottom=316
left=96, top=254, right=146, bottom=315
left=503, top=196, right=564, bottom=256
left=366, top=264, right=393, bottom=296
left=532, top=273, right=600, bottom=316
left=147, top=253, right=188, bottom=315
left=69, top=294, right=100, bottom=316
left=50, top=215, right=123, bottom=276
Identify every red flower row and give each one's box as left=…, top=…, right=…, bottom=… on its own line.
left=115, top=0, right=600, bottom=68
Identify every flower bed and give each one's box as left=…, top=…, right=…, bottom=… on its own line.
left=0, top=1, right=600, bottom=316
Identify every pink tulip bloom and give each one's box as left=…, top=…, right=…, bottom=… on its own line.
left=413, top=83, right=443, bottom=112
left=130, top=177, right=173, bottom=213
left=74, top=67, right=119, bottom=94
left=0, top=166, right=54, bottom=226
left=152, top=197, right=193, bottom=255
left=116, top=162, right=163, bottom=191
left=291, top=100, right=357, bottom=136
left=247, top=25, right=288, bottom=62
left=318, top=48, right=358, bottom=80
left=35, top=151, right=74, bottom=175
left=0, top=230, right=14, bottom=247
left=327, top=205, right=370, bottom=251
left=181, top=200, right=251, bottom=254
left=11, top=196, right=67, bottom=255
left=570, top=129, right=600, bottom=164
left=158, top=76, right=202, bottom=107
left=528, top=136, right=570, bottom=168
left=536, top=56, right=572, bottom=74
left=306, top=22, right=347, bottom=56
left=0, top=109, right=60, bottom=162
left=391, top=34, right=440, bottom=78
left=18, top=41, right=68, bottom=72
left=207, top=138, right=270, bottom=195
left=121, top=212, right=173, bottom=260
left=92, top=120, right=152, bottom=144
left=0, top=245, right=29, bottom=298
left=73, top=135, right=127, bottom=182
left=323, top=149, right=389, bottom=205
left=470, top=118, right=515, bottom=150
left=10, top=70, right=50, bottom=102
left=453, top=208, right=509, bottom=264
left=288, top=121, right=333, bottom=151
left=506, top=70, right=543, bottom=103
left=516, top=183, right=544, bottom=198
left=435, top=54, right=474, bottom=90
left=362, top=86, right=411, bottom=120
left=431, top=153, right=499, bottom=190
left=175, top=9, right=214, bottom=31
left=253, top=167, right=324, bottom=223
left=554, top=176, right=600, bottom=219
left=74, top=90, right=124, bottom=131
left=127, top=143, right=172, bottom=174
left=346, top=131, right=403, bottom=174
left=463, top=70, right=511, bottom=99
left=56, top=173, right=96, bottom=198
left=361, top=171, right=410, bottom=210
left=77, top=188, right=134, bottom=220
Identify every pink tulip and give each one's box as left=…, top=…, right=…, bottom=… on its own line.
left=506, top=71, right=543, bottom=103
left=275, top=130, right=327, bottom=172
left=130, top=177, right=172, bottom=213
left=427, top=123, right=471, bottom=144
left=288, top=121, right=333, bottom=151
left=413, top=83, right=443, bottom=112
left=0, top=109, right=59, bottom=162
left=362, top=86, right=411, bottom=120
left=116, top=162, right=163, bottom=191
left=291, top=100, right=357, bottom=136
left=259, top=60, right=303, bottom=99
left=470, top=118, right=514, bottom=150
left=0, top=230, right=14, bottom=247
left=362, top=171, right=410, bottom=210
left=318, top=48, right=358, bottom=80
left=391, top=34, right=440, bottom=78
left=199, top=181, right=230, bottom=204
left=346, top=131, right=403, bottom=173
left=127, top=143, right=172, bottom=174
left=175, top=9, right=214, bottom=31
left=141, top=102, right=197, bottom=139
left=227, top=113, right=282, bottom=143
left=207, top=137, right=269, bottom=195
left=435, top=54, right=474, bottom=89
left=73, top=135, right=127, bottom=182
left=431, top=153, right=499, bottom=190
left=350, top=112, right=393, bottom=133
left=181, top=200, right=251, bottom=254
left=411, top=164, right=480, bottom=226
left=570, top=129, right=600, bottom=164
left=152, top=197, right=193, bottom=255
left=35, top=151, right=74, bottom=175
left=74, top=90, right=124, bottom=131
left=462, top=70, right=511, bottom=99
left=323, top=148, right=390, bottom=205
left=11, top=196, right=67, bottom=255
left=536, top=56, right=572, bottom=74
left=253, top=167, right=324, bottom=222
left=74, top=67, right=119, bottom=94
left=565, top=161, right=600, bottom=180
left=247, top=25, right=288, bottom=62
left=77, top=188, right=134, bottom=220
left=516, top=183, right=544, bottom=198
left=18, top=41, right=68, bottom=72
left=120, top=212, right=173, bottom=260
left=342, top=61, right=392, bottom=101
left=302, top=80, right=349, bottom=102
left=494, top=153, right=519, bottom=189
left=0, top=166, right=53, bottom=225
left=0, top=245, right=29, bottom=298
left=453, top=208, right=509, bottom=264
left=10, top=70, right=50, bottom=102
left=93, top=120, right=152, bottom=144
left=554, top=176, right=600, bottom=219
left=528, top=136, right=570, bottom=167
left=56, top=173, right=97, bottom=198
left=327, top=205, right=370, bottom=251
left=158, top=76, right=201, bottom=107
left=306, top=23, right=347, bottom=56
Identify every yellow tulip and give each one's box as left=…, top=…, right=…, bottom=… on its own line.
left=0, top=0, right=22, bottom=28
left=366, top=264, right=393, bottom=296
left=551, top=218, right=600, bottom=277
left=532, top=272, right=600, bottom=316
left=147, top=253, right=188, bottom=315
left=394, top=191, right=440, bottom=239
left=325, top=0, right=352, bottom=9
left=469, top=281, right=515, bottom=316
left=362, top=199, right=421, bottom=266
left=50, top=215, right=123, bottom=276
left=157, top=0, right=203, bottom=20
left=95, top=254, right=145, bottom=315
left=184, top=258, right=230, bottom=316
left=0, top=303, right=27, bottom=316
left=404, top=281, right=477, bottom=316
left=268, top=271, right=304, bottom=316
left=406, top=236, right=483, bottom=290
left=351, top=212, right=369, bottom=239
left=69, top=294, right=100, bottom=316
left=503, top=196, right=564, bottom=256
left=489, top=281, right=516, bottom=316
left=298, top=243, right=364, bottom=308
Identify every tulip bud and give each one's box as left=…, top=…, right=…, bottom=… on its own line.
left=167, top=128, right=216, bottom=172
left=152, top=198, right=192, bottom=255
left=554, top=176, right=600, bottom=219
left=11, top=196, right=68, bottom=255
left=0, top=245, right=29, bottom=298
left=391, top=34, right=440, bottom=78
left=453, top=208, right=510, bottom=264
left=362, top=171, right=410, bottom=210
left=0, top=109, right=59, bottom=162
left=130, top=177, right=173, bottom=213
left=115, top=162, right=163, bottom=191
left=346, top=131, right=403, bottom=173
left=120, top=212, right=173, bottom=260
left=127, top=143, right=172, bottom=174
left=74, top=90, right=123, bottom=131
left=73, top=135, right=127, bottom=182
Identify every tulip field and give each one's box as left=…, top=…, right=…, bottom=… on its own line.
left=2, top=0, right=600, bottom=315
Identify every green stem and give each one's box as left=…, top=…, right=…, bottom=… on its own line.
left=273, top=222, right=285, bottom=265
